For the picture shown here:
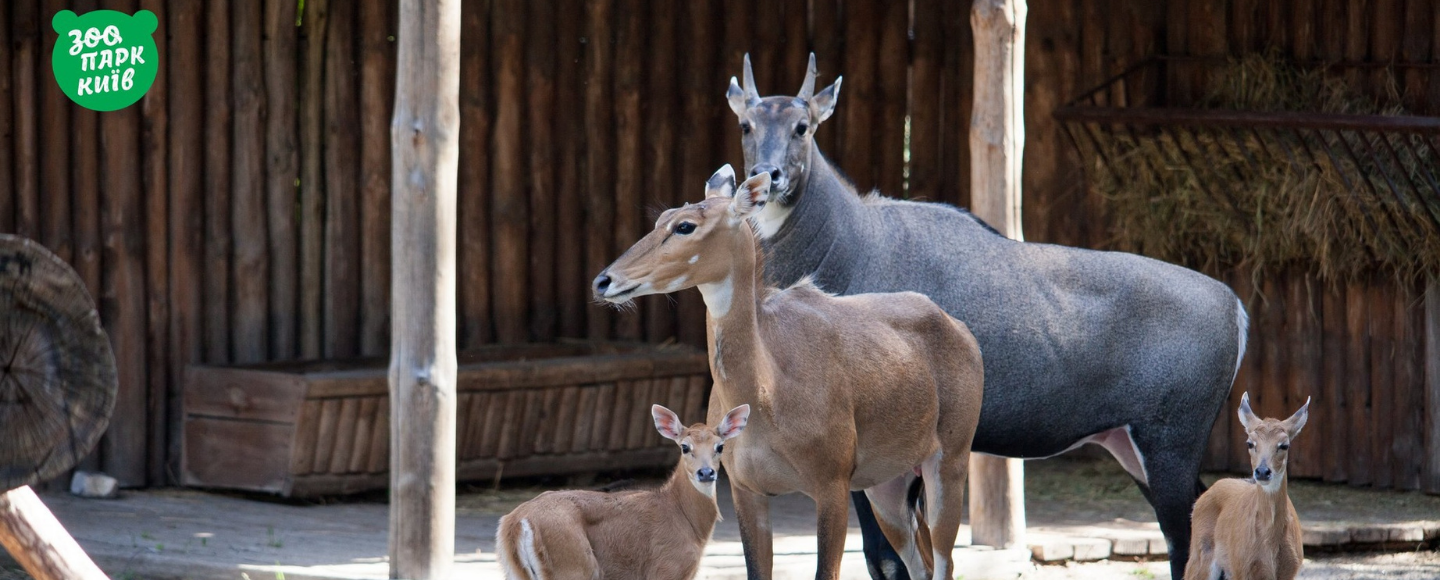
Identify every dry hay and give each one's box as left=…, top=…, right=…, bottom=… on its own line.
left=1085, top=53, right=1440, bottom=283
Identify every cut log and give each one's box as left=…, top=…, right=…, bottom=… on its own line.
left=968, top=0, right=1028, bottom=549
left=0, top=486, right=107, bottom=580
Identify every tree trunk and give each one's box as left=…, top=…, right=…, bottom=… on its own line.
left=0, top=487, right=107, bottom=580
left=388, top=1, right=462, bottom=578
left=968, top=0, right=1028, bottom=549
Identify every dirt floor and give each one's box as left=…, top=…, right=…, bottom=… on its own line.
left=1027, top=551, right=1440, bottom=580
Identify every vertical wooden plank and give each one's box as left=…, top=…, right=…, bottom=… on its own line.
left=205, top=0, right=234, bottom=364
left=837, top=0, right=879, bottom=190
left=1230, top=0, right=1259, bottom=53
left=589, top=383, right=617, bottom=451
left=312, top=399, right=342, bottom=474
left=611, top=1, right=644, bottom=340
left=348, top=397, right=379, bottom=473
left=584, top=0, right=614, bottom=340
left=1393, top=285, right=1422, bottom=490
left=625, top=380, right=652, bottom=449
left=12, top=0, right=40, bottom=239
left=167, top=0, right=205, bottom=482
left=1287, top=277, right=1322, bottom=479
left=608, top=381, right=634, bottom=450
left=552, top=386, right=580, bottom=453
left=909, top=0, right=942, bottom=203
left=533, top=388, right=560, bottom=455
left=479, top=392, right=507, bottom=458
left=39, top=0, right=71, bottom=262
left=810, top=0, right=843, bottom=158
left=324, top=0, right=360, bottom=359
left=518, top=390, right=546, bottom=457
left=571, top=387, right=598, bottom=453
left=458, top=0, right=493, bottom=347
left=357, top=0, right=393, bottom=357
left=299, top=0, right=330, bottom=359
left=290, top=401, right=323, bottom=475
left=489, top=0, right=527, bottom=344
left=1229, top=270, right=1260, bottom=473
left=497, top=392, right=526, bottom=460
left=552, top=0, right=585, bottom=340
left=232, top=0, right=270, bottom=364
left=674, top=0, right=719, bottom=348
left=683, top=375, right=707, bottom=427
left=716, top=0, right=745, bottom=170
left=749, top=0, right=781, bottom=93
left=266, top=0, right=301, bottom=360
left=328, top=398, right=361, bottom=473
left=778, top=0, right=808, bottom=92
left=875, top=0, right=907, bottom=197
left=1346, top=282, right=1373, bottom=486
left=643, top=0, right=678, bottom=342
left=526, top=0, right=558, bottom=342
left=1321, top=284, right=1349, bottom=483
left=938, top=0, right=972, bottom=209
left=367, top=400, right=389, bottom=473
left=1370, top=282, right=1395, bottom=489
left=1257, top=278, right=1288, bottom=441
left=1020, top=0, right=1075, bottom=244
left=98, top=0, right=147, bottom=487
left=1424, top=280, right=1440, bottom=494
left=0, top=2, right=12, bottom=233
left=139, top=0, right=170, bottom=484
left=1400, top=0, right=1433, bottom=111
left=461, top=393, right=488, bottom=459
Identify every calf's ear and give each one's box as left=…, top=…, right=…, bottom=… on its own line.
left=652, top=404, right=684, bottom=441
left=1237, top=392, right=1261, bottom=432
left=1282, top=397, right=1310, bottom=438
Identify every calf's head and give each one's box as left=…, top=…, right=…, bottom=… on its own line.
left=592, top=166, right=772, bottom=306
left=652, top=403, right=750, bottom=496
left=726, top=53, right=840, bottom=204
left=1237, top=392, right=1309, bottom=491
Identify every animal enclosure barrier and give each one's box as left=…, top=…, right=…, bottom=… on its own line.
left=181, top=341, right=710, bottom=497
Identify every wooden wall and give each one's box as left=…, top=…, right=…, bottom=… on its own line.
left=1, top=0, right=1436, bottom=490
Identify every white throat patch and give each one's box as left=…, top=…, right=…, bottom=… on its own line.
left=750, top=200, right=792, bottom=239
left=697, top=277, right=734, bottom=318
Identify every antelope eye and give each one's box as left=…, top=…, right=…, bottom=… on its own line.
left=795, top=123, right=808, bottom=137
left=716, top=443, right=724, bottom=454
left=1278, top=443, right=1289, bottom=450
left=675, top=222, right=697, bottom=235
left=740, top=122, right=752, bottom=135
left=1246, top=441, right=1255, bottom=449
left=681, top=444, right=691, bottom=454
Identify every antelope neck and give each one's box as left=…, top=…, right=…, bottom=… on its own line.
left=662, top=462, right=721, bottom=542
left=698, top=223, right=771, bottom=407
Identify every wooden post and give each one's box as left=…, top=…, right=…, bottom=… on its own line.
left=968, top=0, right=1028, bottom=548
left=0, top=487, right=107, bottom=580
left=388, top=0, right=461, bottom=578
left=1425, top=279, right=1440, bottom=495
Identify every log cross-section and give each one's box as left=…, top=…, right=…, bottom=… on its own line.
left=968, top=0, right=1029, bottom=549
left=388, top=0, right=462, bottom=578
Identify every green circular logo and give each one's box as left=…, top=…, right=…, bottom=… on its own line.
left=51, top=10, right=159, bottom=112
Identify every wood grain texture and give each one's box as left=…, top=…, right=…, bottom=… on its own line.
left=168, top=0, right=206, bottom=486
left=1345, top=282, right=1373, bottom=487
left=205, top=0, right=234, bottom=364
left=12, top=0, right=39, bottom=239
left=1320, top=284, right=1348, bottom=483
left=611, top=1, right=644, bottom=340
left=357, top=0, right=394, bottom=358
left=0, top=3, right=12, bottom=233
left=1425, top=281, right=1440, bottom=494
left=458, top=0, right=493, bottom=347
left=0, top=486, right=108, bottom=580
left=526, top=0, right=558, bottom=342
left=299, top=0, right=330, bottom=359
left=266, top=0, right=302, bottom=360
left=324, top=0, right=360, bottom=359
left=1393, top=285, right=1422, bottom=490
left=875, top=0, right=907, bottom=197
left=643, top=0, right=678, bottom=343
left=489, top=0, right=527, bottom=344
left=38, top=0, right=70, bottom=263
left=552, top=0, right=585, bottom=340
left=583, top=0, right=614, bottom=340
left=231, top=0, right=270, bottom=364
left=1369, top=282, right=1395, bottom=489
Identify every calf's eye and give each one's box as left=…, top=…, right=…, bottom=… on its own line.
left=681, top=444, right=691, bottom=454
left=675, top=222, right=696, bottom=235
left=716, top=444, right=724, bottom=454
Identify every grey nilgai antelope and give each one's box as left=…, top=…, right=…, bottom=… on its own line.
left=1185, top=393, right=1308, bottom=580
left=728, top=53, right=1246, bottom=580
left=594, top=167, right=985, bottom=580
left=497, top=403, right=751, bottom=580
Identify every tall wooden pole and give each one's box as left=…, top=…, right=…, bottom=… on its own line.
left=388, top=0, right=461, bottom=578
left=0, top=487, right=108, bottom=580
left=968, top=0, right=1028, bottom=549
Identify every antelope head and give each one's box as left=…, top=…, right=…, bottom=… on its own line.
left=592, top=165, right=772, bottom=310
left=652, top=403, right=750, bottom=496
left=726, top=53, right=841, bottom=207
left=1236, top=392, right=1310, bottom=493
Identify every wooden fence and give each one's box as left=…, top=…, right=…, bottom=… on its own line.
left=0, top=0, right=1436, bottom=492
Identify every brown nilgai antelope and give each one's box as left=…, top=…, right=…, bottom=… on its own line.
left=1185, top=392, right=1309, bottom=580
left=593, top=166, right=985, bottom=580
left=497, top=403, right=750, bottom=580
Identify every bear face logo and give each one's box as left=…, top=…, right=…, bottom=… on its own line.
left=51, top=10, right=159, bottom=112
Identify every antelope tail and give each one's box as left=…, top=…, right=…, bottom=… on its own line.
left=498, top=516, right=546, bottom=580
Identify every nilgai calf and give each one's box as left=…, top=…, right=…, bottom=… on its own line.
left=594, top=167, right=985, bottom=580
left=1185, top=392, right=1309, bottom=580
left=497, top=404, right=750, bottom=580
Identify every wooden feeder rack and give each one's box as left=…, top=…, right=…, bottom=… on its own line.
left=1053, top=56, right=1440, bottom=243
left=181, top=340, right=711, bottom=497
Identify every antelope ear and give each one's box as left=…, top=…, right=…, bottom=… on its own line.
left=729, top=174, right=772, bottom=218
left=1282, top=397, right=1310, bottom=438
left=1237, top=392, right=1260, bottom=431
left=652, top=404, right=684, bottom=441
left=706, top=164, right=737, bottom=199
left=717, top=404, right=750, bottom=440
left=727, top=77, right=749, bottom=117
left=809, top=77, right=842, bottom=124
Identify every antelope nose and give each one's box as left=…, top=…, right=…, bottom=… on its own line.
left=696, top=467, right=716, bottom=482
left=593, top=273, right=612, bottom=294
left=1254, top=466, right=1272, bottom=481
left=750, top=165, right=783, bottom=182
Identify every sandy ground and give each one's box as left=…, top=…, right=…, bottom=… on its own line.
left=1026, top=550, right=1440, bottom=580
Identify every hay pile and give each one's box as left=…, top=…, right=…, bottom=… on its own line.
left=1088, top=53, right=1440, bottom=283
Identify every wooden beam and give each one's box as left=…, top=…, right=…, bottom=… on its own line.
left=1425, top=279, right=1440, bottom=494
left=968, top=0, right=1028, bottom=549
left=388, top=0, right=461, bottom=577
left=0, top=487, right=107, bottom=580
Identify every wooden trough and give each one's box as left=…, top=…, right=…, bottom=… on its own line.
left=181, top=341, right=711, bottom=497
